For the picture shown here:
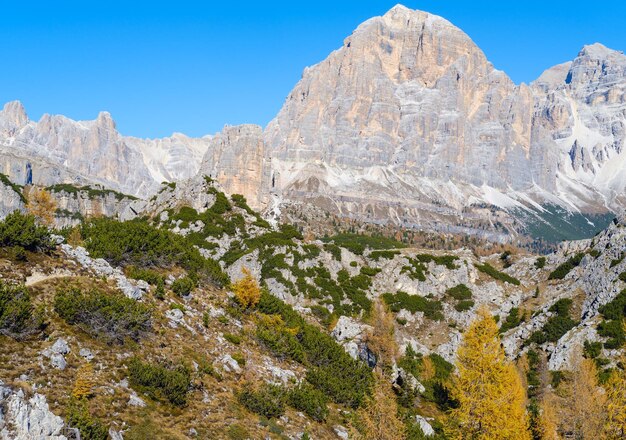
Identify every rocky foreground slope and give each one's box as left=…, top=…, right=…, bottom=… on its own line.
left=0, top=177, right=624, bottom=438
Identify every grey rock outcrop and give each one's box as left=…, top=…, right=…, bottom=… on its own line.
left=0, top=383, right=68, bottom=440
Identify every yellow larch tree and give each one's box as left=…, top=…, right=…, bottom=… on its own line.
left=232, top=268, right=261, bottom=309
left=72, top=362, right=96, bottom=399
left=558, top=357, right=606, bottom=439
left=538, top=391, right=561, bottom=440
left=445, top=307, right=531, bottom=440
left=365, top=301, right=398, bottom=370
left=604, top=357, right=626, bottom=440
left=25, top=186, right=57, bottom=226
left=350, top=371, right=406, bottom=440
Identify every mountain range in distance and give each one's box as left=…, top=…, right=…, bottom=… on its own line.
left=1, top=4, right=625, bottom=244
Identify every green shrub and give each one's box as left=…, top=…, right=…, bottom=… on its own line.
left=324, top=243, right=342, bottom=261
left=321, top=233, right=406, bottom=256
left=0, top=173, right=26, bottom=202
left=382, top=291, right=443, bottom=321
left=126, top=266, right=163, bottom=286
left=610, top=253, right=625, bottom=268
left=256, top=292, right=373, bottom=408
left=0, top=211, right=52, bottom=251
left=8, top=245, right=27, bottom=261
left=599, top=289, right=626, bottom=321
left=171, top=276, right=196, bottom=296
left=548, top=253, right=584, bottom=280
left=66, top=399, right=108, bottom=440
left=368, top=250, right=400, bottom=260
left=446, top=284, right=472, bottom=301
left=583, top=340, right=603, bottom=359
left=237, top=383, right=286, bottom=418
left=0, top=281, right=45, bottom=339
left=227, top=424, right=250, bottom=440
left=597, top=319, right=625, bottom=349
left=499, top=307, right=524, bottom=333
left=454, top=300, right=474, bottom=312
left=224, top=333, right=242, bottom=345
left=528, top=299, right=577, bottom=344
left=81, top=217, right=229, bottom=286
left=288, top=383, right=329, bottom=422
left=534, top=257, right=546, bottom=269
left=128, top=357, right=191, bottom=406
left=54, top=288, right=152, bottom=344
left=619, top=272, right=626, bottom=283
left=475, top=262, right=520, bottom=285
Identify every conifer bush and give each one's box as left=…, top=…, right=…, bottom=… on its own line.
left=127, top=357, right=191, bottom=406
left=54, top=287, right=152, bottom=344
left=0, top=281, right=45, bottom=339
left=0, top=211, right=52, bottom=251
left=237, top=382, right=287, bottom=418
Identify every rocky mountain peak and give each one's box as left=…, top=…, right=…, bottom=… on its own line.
left=96, top=111, right=116, bottom=131
left=0, top=100, right=28, bottom=136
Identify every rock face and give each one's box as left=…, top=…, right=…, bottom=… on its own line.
left=0, top=383, right=69, bottom=440
left=195, top=5, right=626, bottom=235
left=0, top=102, right=210, bottom=198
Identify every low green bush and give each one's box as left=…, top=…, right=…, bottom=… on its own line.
left=128, top=357, right=191, bottom=406
left=0, top=211, right=52, bottom=251
left=0, top=281, right=45, bottom=339
left=171, top=276, right=196, bottom=296
left=475, top=262, right=520, bottom=285
left=548, top=253, right=584, bottom=280
left=321, top=233, right=406, bottom=256
left=54, top=288, right=152, bottom=344
left=382, top=291, right=443, bottom=321
left=288, top=383, right=329, bottom=422
left=454, top=300, right=474, bottom=312
left=499, top=307, right=524, bottom=333
left=368, top=250, right=400, bottom=261
left=256, top=292, right=373, bottom=408
left=66, top=399, right=108, bottom=440
left=237, top=383, right=286, bottom=418
left=446, top=284, right=472, bottom=301
left=596, top=294, right=624, bottom=358
left=534, top=257, right=546, bottom=269
left=224, top=333, right=242, bottom=345
left=80, top=217, right=229, bottom=286
left=528, top=299, right=577, bottom=344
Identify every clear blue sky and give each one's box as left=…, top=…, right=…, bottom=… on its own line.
left=1, top=1, right=624, bottom=138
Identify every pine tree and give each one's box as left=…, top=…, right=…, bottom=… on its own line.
left=72, top=362, right=96, bottom=399
left=446, top=307, right=531, bottom=440
left=232, top=268, right=261, bottom=309
left=604, top=359, right=626, bottom=440
left=25, top=186, right=57, bottom=226
left=351, top=371, right=406, bottom=440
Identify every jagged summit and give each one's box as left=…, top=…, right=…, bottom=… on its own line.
left=579, top=42, right=625, bottom=59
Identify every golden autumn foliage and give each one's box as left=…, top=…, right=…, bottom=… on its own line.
left=72, top=362, right=95, bottom=399
left=538, top=391, right=561, bottom=440
left=232, top=268, right=261, bottom=309
left=351, top=371, right=406, bottom=440
left=604, top=359, right=626, bottom=440
left=25, top=186, right=57, bottom=226
left=558, top=357, right=606, bottom=439
left=365, top=301, right=398, bottom=370
left=446, top=307, right=531, bottom=440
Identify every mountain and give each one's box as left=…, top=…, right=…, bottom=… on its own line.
left=199, top=5, right=626, bottom=241
left=1, top=4, right=625, bottom=242
left=0, top=101, right=210, bottom=198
